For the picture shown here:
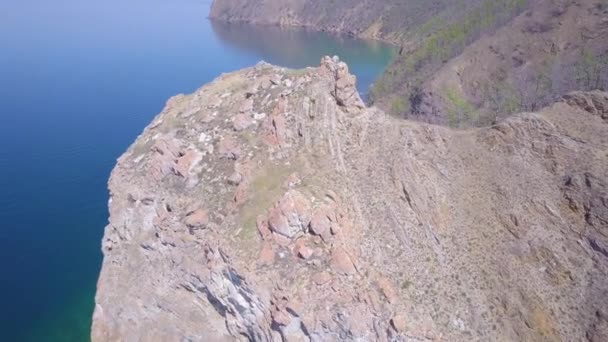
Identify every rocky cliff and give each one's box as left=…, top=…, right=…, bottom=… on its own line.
left=208, top=0, right=525, bottom=44
left=92, top=58, right=608, bottom=341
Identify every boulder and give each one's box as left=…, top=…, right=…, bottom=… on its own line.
left=267, top=190, right=311, bottom=238
left=184, top=209, right=208, bottom=228
left=391, top=315, right=407, bottom=333
left=309, top=207, right=331, bottom=238
left=320, top=56, right=364, bottom=112
left=217, top=136, right=241, bottom=160
left=330, top=246, right=356, bottom=275
left=294, top=240, right=313, bottom=259
left=173, top=149, right=201, bottom=177
left=232, top=113, right=254, bottom=131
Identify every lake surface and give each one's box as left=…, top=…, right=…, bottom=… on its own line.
left=0, top=0, right=393, bottom=340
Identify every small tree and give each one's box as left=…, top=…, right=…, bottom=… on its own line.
left=575, top=48, right=606, bottom=90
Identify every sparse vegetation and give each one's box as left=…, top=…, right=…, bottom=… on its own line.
left=237, top=163, right=295, bottom=243
left=371, top=0, right=529, bottom=119
left=480, top=47, right=608, bottom=121
left=444, top=86, right=478, bottom=127
left=390, top=97, right=410, bottom=114
left=373, top=0, right=608, bottom=127
left=575, top=48, right=608, bottom=90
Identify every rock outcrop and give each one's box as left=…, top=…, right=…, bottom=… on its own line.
left=93, top=58, right=608, bottom=341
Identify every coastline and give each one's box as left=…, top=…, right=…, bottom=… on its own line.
left=206, top=17, right=402, bottom=47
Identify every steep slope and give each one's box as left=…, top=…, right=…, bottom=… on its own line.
left=209, top=0, right=526, bottom=44
left=210, top=0, right=608, bottom=127
left=398, top=0, right=608, bottom=126
left=93, top=59, right=608, bottom=341
left=209, top=0, right=453, bottom=42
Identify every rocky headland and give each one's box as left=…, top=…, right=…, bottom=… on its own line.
left=92, top=57, right=608, bottom=341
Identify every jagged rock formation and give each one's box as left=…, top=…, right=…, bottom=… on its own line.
left=93, top=58, right=608, bottom=341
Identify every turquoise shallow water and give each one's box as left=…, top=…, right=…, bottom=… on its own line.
left=0, top=0, right=393, bottom=340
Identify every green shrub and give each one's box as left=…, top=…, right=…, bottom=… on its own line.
left=444, top=86, right=478, bottom=127
left=391, top=97, right=410, bottom=114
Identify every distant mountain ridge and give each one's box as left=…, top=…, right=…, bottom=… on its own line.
left=210, top=0, right=608, bottom=127
left=209, top=0, right=518, bottom=44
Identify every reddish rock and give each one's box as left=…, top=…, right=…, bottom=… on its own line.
left=311, top=272, right=332, bottom=286
left=272, top=233, right=291, bottom=247
left=364, top=289, right=381, bottom=313
left=173, top=149, right=200, bottom=177
left=258, top=243, right=274, bottom=266
left=151, top=138, right=179, bottom=157
left=149, top=138, right=181, bottom=180
left=348, top=306, right=372, bottom=337
left=239, top=98, right=254, bottom=113
left=408, top=314, right=437, bottom=340
left=153, top=206, right=169, bottom=227
left=262, top=99, right=288, bottom=148
left=285, top=172, right=302, bottom=188
left=217, top=136, right=241, bottom=160
left=267, top=190, right=311, bottom=238
left=268, top=206, right=290, bottom=237
left=310, top=206, right=332, bottom=239
left=299, top=246, right=314, bottom=259
left=313, top=247, right=324, bottom=258
left=272, top=309, right=291, bottom=326
left=280, top=191, right=311, bottom=225
left=294, top=240, right=314, bottom=260
left=330, top=246, right=356, bottom=275
left=330, top=222, right=341, bottom=236
left=391, top=314, right=407, bottom=333
left=233, top=184, right=248, bottom=205
left=320, top=56, right=364, bottom=112
left=232, top=113, right=254, bottom=131
left=286, top=297, right=304, bottom=315
left=184, top=209, right=208, bottom=228
left=256, top=215, right=272, bottom=240
left=377, top=277, right=397, bottom=304
left=339, top=217, right=354, bottom=236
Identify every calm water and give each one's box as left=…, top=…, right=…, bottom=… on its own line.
left=0, top=0, right=393, bottom=340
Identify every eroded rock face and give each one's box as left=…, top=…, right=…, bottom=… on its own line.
left=93, top=57, right=608, bottom=341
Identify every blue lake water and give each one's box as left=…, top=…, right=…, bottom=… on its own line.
left=0, top=0, right=394, bottom=340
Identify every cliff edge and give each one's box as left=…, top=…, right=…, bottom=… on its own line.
left=93, top=58, right=608, bottom=341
